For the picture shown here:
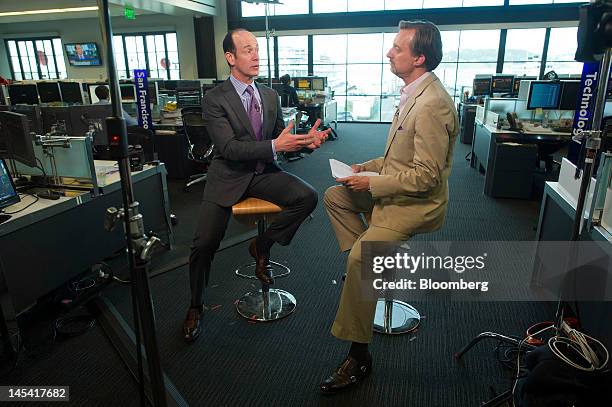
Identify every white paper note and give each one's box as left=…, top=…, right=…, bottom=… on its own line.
left=329, top=159, right=379, bottom=179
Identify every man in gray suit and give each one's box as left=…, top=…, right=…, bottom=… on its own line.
left=184, top=28, right=330, bottom=342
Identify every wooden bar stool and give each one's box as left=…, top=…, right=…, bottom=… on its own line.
left=232, top=197, right=296, bottom=321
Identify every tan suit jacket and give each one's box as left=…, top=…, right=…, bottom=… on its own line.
left=362, top=73, right=459, bottom=235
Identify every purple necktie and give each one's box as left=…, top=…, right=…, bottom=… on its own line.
left=245, top=85, right=265, bottom=173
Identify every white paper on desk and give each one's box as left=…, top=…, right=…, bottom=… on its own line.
left=329, top=159, right=379, bottom=179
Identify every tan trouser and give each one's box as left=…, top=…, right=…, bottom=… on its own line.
left=324, top=185, right=410, bottom=343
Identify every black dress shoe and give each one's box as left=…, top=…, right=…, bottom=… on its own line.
left=320, top=354, right=372, bottom=394
left=183, top=305, right=204, bottom=342
left=249, top=239, right=274, bottom=285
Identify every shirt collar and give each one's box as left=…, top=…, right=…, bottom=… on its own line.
left=400, top=72, right=431, bottom=99
left=230, top=75, right=256, bottom=96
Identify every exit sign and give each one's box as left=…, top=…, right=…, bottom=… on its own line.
left=124, top=6, right=136, bottom=20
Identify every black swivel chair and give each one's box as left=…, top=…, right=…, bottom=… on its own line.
left=127, top=125, right=156, bottom=162
left=181, top=106, right=214, bottom=191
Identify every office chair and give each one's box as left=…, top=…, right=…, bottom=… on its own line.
left=127, top=125, right=156, bottom=162
left=181, top=106, right=213, bottom=191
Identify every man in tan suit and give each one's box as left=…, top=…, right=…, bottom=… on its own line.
left=320, top=20, right=458, bottom=393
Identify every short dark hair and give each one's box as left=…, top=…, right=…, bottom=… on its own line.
left=95, top=85, right=109, bottom=100
left=398, top=20, right=443, bottom=71
left=223, top=28, right=248, bottom=67
left=280, top=74, right=291, bottom=85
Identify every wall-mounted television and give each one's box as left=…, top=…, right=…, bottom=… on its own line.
left=65, top=43, right=101, bottom=66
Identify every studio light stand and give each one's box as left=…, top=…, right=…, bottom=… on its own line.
left=454, top=2, right=612, bottom=406
left=85, top=1, right=188, bottom=406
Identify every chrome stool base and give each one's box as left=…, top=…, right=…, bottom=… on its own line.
left=236, top=288, right=296, bottom=322
left=373, top=299, right=420, bottom=334
left=234, top=261, right=290, bottom=279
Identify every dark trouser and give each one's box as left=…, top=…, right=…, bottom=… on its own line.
left=189, top=169, right=318, bottom=308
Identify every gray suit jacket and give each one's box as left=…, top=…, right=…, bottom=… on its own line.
left=202, top=79, right=285, bottom=206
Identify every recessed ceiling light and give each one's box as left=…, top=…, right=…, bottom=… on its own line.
left=0, top=6, right=99, bottom=17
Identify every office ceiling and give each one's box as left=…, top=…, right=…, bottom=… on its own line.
left=0, top=0, right=217, bottom=24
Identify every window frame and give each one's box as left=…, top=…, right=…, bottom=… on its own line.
left=5, top=36, right=65, bottom=80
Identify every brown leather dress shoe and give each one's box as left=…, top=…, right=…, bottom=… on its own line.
left=249, top=239, right=274, bottom=285
left=320, top=354, right=372, bottom=394
left=183, top=305, right=204, bottom=342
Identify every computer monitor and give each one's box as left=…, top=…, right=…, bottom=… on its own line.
left=59, top=82, right=84, bottom=104
left=295, top=78, right=312, bottom=90
left=163, top=80, right=178, bottom=91
left=37, top=82, right=62, bottom=104
left=527, top=81, right=562, bottom=110
left=10, top=105, right=42, bottom=135
left=311, top=78, right=325, bottom=91
left=148, top=82, right=159, bottom=105
left=120, top=84, right=136, bottom=102
left=177, top=80, right=201, bottom=91
left=512, top=76, right=537, bottom=95
left=8, top=84, right=39, bottom=105
left=472, top=77, right=492, bottom=97
left=0, top=111, right=37, bottom=167
left=0, top=159, right=20, bottom=215
left=490, top=75, right=514, bottom=94
left=559, top=81, right=581, bottom=111
left=41, top=106, right=73, bottom=134
left=69, top=104, right=112, bottom=144
left=88, top=84, right=107, bottom=104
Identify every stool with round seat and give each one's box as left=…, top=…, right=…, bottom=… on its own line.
left=232, top=197, right=296, bottom=322
left=373, top=298, right=420, bottom=334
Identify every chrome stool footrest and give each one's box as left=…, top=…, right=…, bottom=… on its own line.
left=234, top=260, right=290, bottom=279
left=236, top=288, right=296, bottom=322
left=373, top=299, right=420, bottom=334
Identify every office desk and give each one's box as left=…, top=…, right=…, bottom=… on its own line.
left=0, top=164, right=173, bottom=317
left=471, top=122, right=570, bottom=199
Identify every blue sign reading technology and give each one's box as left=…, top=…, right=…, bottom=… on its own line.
left=571, top=61, right=600, bottom=139
left=134, top=69, right=154, bottom=130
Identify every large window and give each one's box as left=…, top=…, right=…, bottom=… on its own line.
left=5, top=38, right=66, bottom=80
left=277, top=35, right=308, bottom=79
left=544, top=27, right=583, bottom=76
left=256, top=36, right=276, bottom=78
left=112, top=32, right=180, bottom=79
left=503, top=28, right=546, bottom=77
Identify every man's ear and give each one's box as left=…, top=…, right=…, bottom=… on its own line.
left=414, top=54, right=426, bottom=68
left=225, top=51, right=235, bottom=67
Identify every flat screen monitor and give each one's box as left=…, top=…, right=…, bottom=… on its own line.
left=69, top=105, right=112, bottom=144
left=0, top=159, right=20, bottom=211
left=513, top=76, right=536, bottom=94
left=163, top=80, right=178, bottom=91
left=0, top=111, right=37, bottom=167
left=296, top=78, right=312, bottom=90
left=37, top=82, right=62, bottom=104
left=559, top=81, right=581, bottom=110
left=65, top=43, right=101, bottom=66
left=527, top=81, right=562, bottom=110
left=472, top=77, right=492, bottom=97
left=120, top=84, right=136, bottom=102
left=8, top=84, right=39, bottom=105
left=311, top=78, right=325, bottom=91
left=88, top=84, right=107, bottom=103
left=177, top=80, right=201, bottom=91
left=10, top=105, right=42, bottom=134
left=490, top=75, right=514, bottom=94
left=41, top=106, right=73, bottom=135
left=59, top=82, right=84, bottom=104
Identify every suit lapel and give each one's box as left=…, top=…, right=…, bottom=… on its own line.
left=383, top=73, right=438, bottom=157
left=221, top=79, right=256, bottom=139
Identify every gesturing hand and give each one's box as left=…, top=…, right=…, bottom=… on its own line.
left=274, top=121, right=317, bottom=152
left=305, top=119, right=331, bottom=150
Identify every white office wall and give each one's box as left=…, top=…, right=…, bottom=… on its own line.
left=0, top=14, right=197, bottom=80
left=213, top=0, right=230, bottom=80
